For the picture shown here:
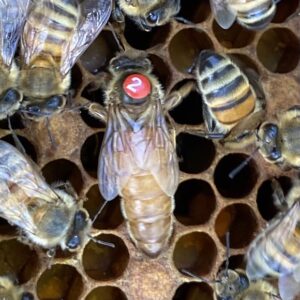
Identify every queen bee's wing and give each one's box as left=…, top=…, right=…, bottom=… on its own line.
left=209, top=0, right=237, bottom=29
left=98, top=101, right=179, bottom=201
left=0, top=140, right=62, bottom=236
left=0, top=0, right=30, bottom=67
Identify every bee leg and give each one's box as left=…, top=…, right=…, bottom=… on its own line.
left=88, top=103, right=108, bottom=124
left=163, top=81, right=195, bottom=111
left=271, top=178, right=288, bottom=211
left=51, top=181, right=77, bottom=198
left=112, top=2, right=125, bottom=23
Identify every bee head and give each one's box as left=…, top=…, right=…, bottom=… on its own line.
left=65, top=209, right=91, bottom=251
left=257, top=122, right=281, bottom=162
left=136, top=0, right=181, bottom=31
left=216, top=269, right=249, bottom=299
left=23, top=95, right=66, bottom=120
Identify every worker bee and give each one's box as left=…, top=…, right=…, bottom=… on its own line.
left=182, top=232, right=278, bottom=300
left=257, top=107, right=300, bottom=169
left=209, top=0, right=277, bottom=30
left=88, top=52, right=193, bottom=257
left=0, top=276, right=34, bottom=300
left=0, top=0, right=29, bottom=120
left=0, top=139, right=92, bottom=253
left=18, top=0, right=112, bottom=120
left=246, top=180, right=300, bottom=299
left=186, top=50, right=265, bottom=148
left=114, top=0, right=181, bottom=31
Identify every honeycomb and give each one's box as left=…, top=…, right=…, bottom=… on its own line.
left=0, top=1, right=299, bottom=299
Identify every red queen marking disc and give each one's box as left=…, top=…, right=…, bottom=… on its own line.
left=123, top=73, right=151, bottom=99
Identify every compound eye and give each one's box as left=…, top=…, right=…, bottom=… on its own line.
left=271, top=148, right=281, bottom=160
left=46, top=95, right=64, bottom=109
left=67, top=235, right=81, bottom=250
left=21, top=292, right=34, bottom=300
left=146, top=11, right=159, bottom=24
left=3, top=88, right=21, bottom=103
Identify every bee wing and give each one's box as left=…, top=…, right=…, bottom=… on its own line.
left=98, top=102, right=179, bottom=201
left=278, top=269, right=300, bottom=300
left=209, top=0, right=236, bottom=29
left=0, top=0, right=30, bottom=66
left=0, top=140, right=59, bottom=202
left=60, top=0, right=112, bottom=76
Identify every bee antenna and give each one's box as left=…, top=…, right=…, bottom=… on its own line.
left=87, top=235, right=115, bottom=248
left=181, top=269, right=220, bottom=284
left=108, top=22, right=124, bottom=51
left=8, top=116, right=26, bottom=155
left=228, top=146, right=260, bottom=179
left=175, top=16, right=195, bottom=25
left=92, top=200, right=108, bottom=224
left=225, top=231, right=230, bottom=276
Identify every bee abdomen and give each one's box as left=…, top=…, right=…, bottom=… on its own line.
left=23, top=0, right=78, bottom=59
left=121, top=174, right=173, bottom=257
left=232, top=0, right=276, bottom=30
left=198, top=52, right=255, bottom=125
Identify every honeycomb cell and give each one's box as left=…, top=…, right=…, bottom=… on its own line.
left=80, top=30, right=119, bottom=74
left=257, top=176, right=292, bottom=221
left=85, top=286, right=127, bottom=300
left=124, top=19, right=170, bottom=50
left=272, top=0, right=300, bottom=23
left=169, top=29, right=214, bottom=74
left=169, top=84, right=203, bottom=125
left=213, top=21, right=255, bottom=49
left=0, top=218, right=16, bottom=235
left=177, top=0, right=211, bottom=24
left=70, top=64, right=83, bottom=95
left=173, top=282, right=214, bottom=300
left=37, top=264, right=83, bottom=300
left=218, top=254, right=245, bottom=272
left=173, top=232, right=217, bottom=276
left=257, top=28, right=300, bottom=73
left=84, top=184, right=123, bottom=230
left=0, top=239, right=39, bottom=284
left=82, top=234, right=129, bottom=281
left=215, top=204, right=258, bottom=249
left=1, top=134, right=37, bottom=162
left=42, top=159, right=83, bottom=194
left=176, top=133, right=215, bottom=174
left=174, top=179, right=216, bottom=226
left=81, top=132, right=104, bottom=178
left=0, top=114, right=25, bottom=129
left=214, top=153, right=258, bottom=199
left=228, top=53, right=260, bottom=75
left=149, top=54, right=172, bottom=88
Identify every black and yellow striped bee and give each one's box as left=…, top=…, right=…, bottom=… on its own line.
left=246, top=179, right=300, bottom=300
left=210, top=0, right=277, bottom=30
left=18, top=0, right=112, bottom=120
left=0, top=0, right=29, bottom=120
left=188, top=50, right=265, bottom=148
left=257, top=107, right=300, bottom=169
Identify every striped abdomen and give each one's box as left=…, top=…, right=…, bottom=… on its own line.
left=121, top=172, right=173, bottom=257
left=246, top=201, right=300, bottom=280
left=198, top=51, right=255, bottom=125
left=23, top=0, right=79, bottom=64
left=231, top=0, right=276, bottom=30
